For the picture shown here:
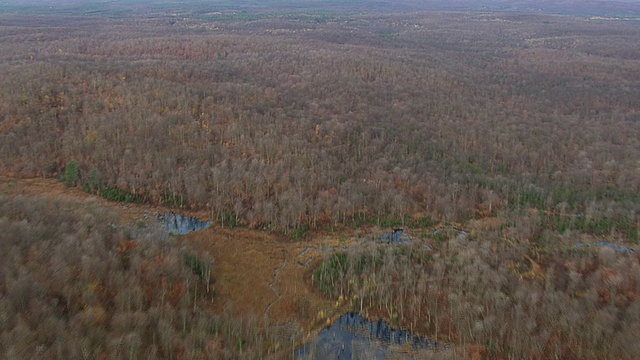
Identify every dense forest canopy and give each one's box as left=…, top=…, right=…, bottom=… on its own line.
left=1, top=8, right=640, bottom=236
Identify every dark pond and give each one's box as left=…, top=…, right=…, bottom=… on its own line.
left=379, top=228, right=412, bottom=244
left=157, top=212, right=211, bottom=235
left=294, top=313, right=444, bottom=359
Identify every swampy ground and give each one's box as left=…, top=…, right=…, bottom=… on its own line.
left=0, top=176, right=475, bottom=356
left=3, top=176, right=640, bottom=359
left=0, top=176, right=377, bottom=334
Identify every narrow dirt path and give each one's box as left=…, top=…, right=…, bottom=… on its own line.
left=265, top=253, right=286, bottom=320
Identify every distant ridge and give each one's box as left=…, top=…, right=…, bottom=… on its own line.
left=2, top=0, right=640, bottom=17
left=374, top=0, right=640, bottom=17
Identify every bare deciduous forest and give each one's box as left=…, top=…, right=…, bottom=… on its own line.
left=0, top=194, right=300, bottom=358
left=1, top=1, right=640, bottom=358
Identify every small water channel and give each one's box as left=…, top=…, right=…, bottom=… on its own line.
left=295, top=228, right=471, bottom=268
left=294, top=313, right=444, bottom=359
left=574, top=241, right=637, bottom=254
left=296, top=229, right=420, bottom=268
